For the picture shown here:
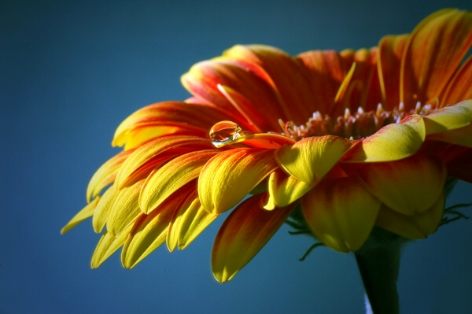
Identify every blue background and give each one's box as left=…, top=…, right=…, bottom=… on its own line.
left=2, top=0, right=472, bottom=313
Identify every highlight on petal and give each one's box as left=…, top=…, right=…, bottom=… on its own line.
left=346, top=114, right=425, bottom=162
left=440, top=57, right=472, bottom=106
left=275, top=135, right=356, bottom=183
left=61, top=197, right=100, bottom=234
left=167, top=189, right=218, bottom=251
left=427, top=123, right=472, bottom=148
left=263, top=169, right=316, bottom=210
left=356, top=155, right=446, bottom=216
left=198, top=148, right=278, bottom=213
left=301, top=176, right=380, bottom=253
left=424, top=100, right=472, bottom=135
left=139, top=150, right=218, bottom=214
left=376, top=193, right=445, bottom=239
left=212, top=194, right=294, bottom=283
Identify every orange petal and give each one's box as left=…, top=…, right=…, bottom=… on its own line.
left=114, top=136, right=213, bottom=189
left=376, top=193, right=445, bottom=239
left=212, top=194, right=294, bottom=283
left=440, top=56, right=472, bottom=106
left=401, top=9, right=472, bottom=108
left=356, top=155, right=446, bottom=215
left=113, top=101, right=235, bottom=149
left=275, top=135, right=355, bottom=183
left=346, top=114, right=425, bottom=162
left=198, top=148, right=278, bottom=213
left=296, top=50, right=348, bottom=114
left=378, top=34, right=408, bottom=109
left=61, top=197, right=100, bottom=234
left=181, top=58, right=286, bottom=130
left=221, top=45, right=316, bottom=124
left=263, top=169, right=316, bottom=210
left=139, top=150, right=218, bottom=214
left=167, top=188, right=219, bottom=251
left=301, top=177, right=380, bottom=252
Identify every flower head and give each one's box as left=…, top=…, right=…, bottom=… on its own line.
left=63, top=9, right=472, bottom=283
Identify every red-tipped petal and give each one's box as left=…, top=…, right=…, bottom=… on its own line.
left=212, top=194, right=294, bottom=283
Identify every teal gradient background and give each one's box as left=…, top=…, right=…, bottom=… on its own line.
left=2, top=0, right=472, bottom=313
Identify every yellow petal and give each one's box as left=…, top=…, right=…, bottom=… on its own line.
left=121, top=195, right=183, bottom=268
left=61, top=197, right=100, bottom=234
left=376, top=193, right=445, bottom=239
left=263, top=169, right=315, bottom=210
left=91, top=226, right=133, bottom=268
left=424, top=100, right=472, bottom=134
left=275, top=135, right=355, bottom=183
left=198, top=148, right=278, bottom=213
left=427, top=123, right=472, bottom=148
left=212, top=194, right=294, bottom=283
left=87, top=149, right=133, bottom=202
left=106, top=180, right=144, bottom=236
left=356, top=155, right=446, bottom=215
left=139, top=150, right=218, bottom=214
left=346, top=114, right=425, bottom=162
left=92, top=185, right=116, bottom=233
left=167, top=189, right=219, bottom=251
left=301, top=177, right=380, bottom=253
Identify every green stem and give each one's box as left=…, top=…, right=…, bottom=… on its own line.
left=354, top=228, right=406, bottom=314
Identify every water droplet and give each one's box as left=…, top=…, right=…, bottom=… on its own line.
left=209, top=120, right=242, bottom=148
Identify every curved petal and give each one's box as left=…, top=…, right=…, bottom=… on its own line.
left=221, top=45, right=316, bottom=124
left=113, top=101, right=235, bottom=149
left=106, top=180, right=144, bottom=236
left=427, top=123, right=472, bottom=148
left=114, top=136, right=213, bottom=189
left=181, top=58, right=286, bottom=130
left=440, top=56, right=472, bottom=106
left=61, top=197, right=99, bottom=234
left=275, top=135, right=356, bottom=183
left=346, top=114, right=425, bottom=162
left=167, top=188, right=219, bottom=251
left=356, top=155, right=446, bottom=215
left=424, top=100, right=472, bottom=134
left=376, top=193, right=445, bottom=239
left=212, top=194, right=294, bottom=283
left=378, top=34, right=408, bottom=109
left=92, top=185, right=116, bottom=233
left=198, top=148, right=278, bottom=213
left=120, top=192, right=186, bottom=268
left=263, top=169, right=316, bottom=210
left=401, top=9, right=472, bottom=108
left=91, top=225, right=134, bottom=269
left=139, top=150, right=218, bottom=214
left=301, top=176, right=380, bottom=253
left=87, top=149, right=133, bottom=202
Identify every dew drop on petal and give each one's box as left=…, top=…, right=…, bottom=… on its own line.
left=209, top=120, right=242, bottom=148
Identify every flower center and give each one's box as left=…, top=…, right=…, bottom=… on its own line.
left=280, top=102, right=436, bottom=141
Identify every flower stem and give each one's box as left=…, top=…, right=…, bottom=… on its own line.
left=354, top=227, right=406, bottom=314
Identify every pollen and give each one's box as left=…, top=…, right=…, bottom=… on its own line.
left=280, top=102, right=437, bottom=141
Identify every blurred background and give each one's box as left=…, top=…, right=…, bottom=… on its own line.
left=2, top=0, right=472, bottom=313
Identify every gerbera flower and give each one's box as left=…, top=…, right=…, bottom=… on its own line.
left=63, top=8, right=472, bottom=287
